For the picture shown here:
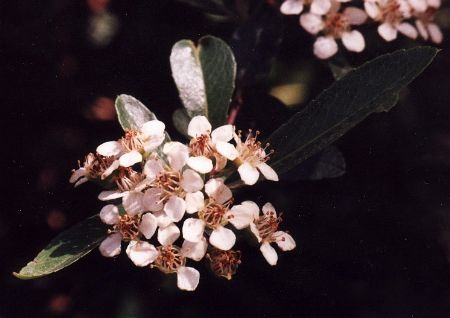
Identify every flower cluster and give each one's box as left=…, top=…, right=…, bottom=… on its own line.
left=70, top=115, right=295, bottom=291
left=281, top=0, right=443, bottom=59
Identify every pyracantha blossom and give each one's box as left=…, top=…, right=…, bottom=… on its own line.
left=414, top=0, right=443, bottom=43
left=69, top=152, right=117, bottom=186
left=98, top=205, right=159, bottom=267
left=96, top=119, right=166, bottom=172
left=250, top=202, right=296, bottom=266
left=182, top=179, right=254, bottom=250
left=187, top=115, right=238, bottom=174
left=300, top=2, right=368, bottom=59
left=151, top=245, right=201, bottom=291
left=364, top=0, right=418, bottom=41
left=233, top=130, right=278, bottom=185
left=206, top=248, right=242, bottom=280
left=280, top=0, right=351, bottom=16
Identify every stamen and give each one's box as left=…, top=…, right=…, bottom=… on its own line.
left=152, top=245, right=185, bottom=274
left=254, top=211, right=283, bottom=242
left=199, top=199, right=233, bottom=229
left=115, top=168, right=146, bottom=192
left=207, top=249, right=242, bottom=280
left=113, top=214, right=140, bottom=241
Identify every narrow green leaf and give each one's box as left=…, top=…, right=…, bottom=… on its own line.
left=170, top=35, right=236, bottom=128
left=115, top=94, right=157, bottom=131
left=267, top=47, right=437, bottom=176
left=14, top=215, right=107, bottom=280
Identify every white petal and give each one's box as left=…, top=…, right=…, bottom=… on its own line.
left=280, top=0, right=304, bottom=15
left=250, top=222, right=262, bottom=242
left=343, top=7, right=367, bottom=25
left=364, top=0, right=380, bottom=19
left=101, top=160, right=120, bottom=179
left=119, top=151, right=142, bottom=167
left=99, top=233, right=122, bottom=257
left=143, top=159, right=164, bottom=180
left=181, top=169, right=204, bottom=193
left=139, top=213, right=158, bottom=239
left=177, top=266, right=200, bottom=291
left=140, top=120, right=165, bottom=138
left=69, top=168, right=85, bottom=184
left=187, top=115, right=212, bottom=137
left=237, top=162, right=260, bottom=185
left=181, top=237, right=208, bottom=261
left=311, top=0, right=331, bottom=15
left=185, top=191, right=205, bottom=213
left=164, top=196, right=186, bottom=222
left=299, top=13, right=324, bottom=35
left=209, top=226, right=236, bottom=250
left=96, top=141, right=123, bottom=157
left=215, top=141, right=238, bottom=160
left=142, top=188, right=164, bottom=212
left=164, top=142, right=189, bottom=171
left=98, top=190, right=125, bottom=201
left=228, top=205, right=254, bottom=230
left=428, top=23, right=443, bottom=44
left=408, top=0, right=427, bottom=11
left=99, top=204, right=120, bottom=225
left=122, top=191, right=145, bottom=216
left=257, top=162, right=279, bottom=182
left=313, top=36, right=338, bottom=59
left=262, top=202, right=277, bottom=217
left=342, top=30, right=365, bottom=52
left=187, top=156, right=213, bottom=174
left=143, top=135, right=165, bottom=153
left=275, top=231, right=297, bottom=251
left=396, top=22, right=418, bottom=39
left=182, top=218, right=205, bottom=243
left=154, top=210, right=173, bottom=228
left=260, top=242, right=278, bottom=266
left=415, top=20, right=428, bottom=40
left=426, top=0, right=441, bottom=8
left=378, top=23, right=398, bottom=41
left=74, top=176, right=88, bottom=187
left=157, top=223, right=180, bottom=246
left=204, top=178, right=232, bottom=204
left=242, top=200, right=260, bottom=219
left=126, top=240, right=158, bottom=267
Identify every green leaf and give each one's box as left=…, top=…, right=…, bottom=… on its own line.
left=172, top=108, right=191, bottom=138
left=115, top=94, right=157, bottom=131
left=170, top=35, right=236, bottom=128
left=14, top=215, right=107, bottom=280
left=267, top=47, right=437, bottom=176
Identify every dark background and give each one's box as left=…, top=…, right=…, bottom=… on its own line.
left=2, top=0, right=450, bottom=317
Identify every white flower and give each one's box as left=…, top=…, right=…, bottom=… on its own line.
left=250, top=203, right=296, bottom=266
left=281, top=0, right=350, bottom=16
left=69, top=153, right=116, bottom=186
left=182, top=179, right=254, bottom=251
left=300, top=3, right=367, bottom=59
left=187, top=116, right=238, bottom=174
left=414, top=0, right=443, bottom=43
left=364, top=0, right=418, bottom=41
left=233, top=130, right=278, bottom=185
left=98, top=205, right=159, bottom=266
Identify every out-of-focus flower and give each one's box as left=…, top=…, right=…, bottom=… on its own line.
left=300, top=3, right=367, bottom=59
left=281, top=0, right=351, bottom=16
left=364, top=0, right=418, bottom=41
left=250, top=203, right=296, bottom=266
left=415, top=0, right=443, bottom=43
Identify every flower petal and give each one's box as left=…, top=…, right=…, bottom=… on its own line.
left=187, top=115, right=212, bottom=137
left=378, top=23, right=397, bottom=41
left=275, top=231, right=297, bottom=251
left=185, top=191, right=205, bottom=213
left=187, top=156, right=213, bottom=174
left=181, top=237, right=208, bottom=261
left=257, top=162, right=279, bottom=182
left=139, top=213, right=158, bottom=239
left=99, top=204, right=120, bottom=225
left=143, top=159, right=164, bottom=180
left=181, top=169, right=204, bottom=193
left=126, top=240, right=158, bottom=267
left=343, top=7, right=367, bottom=25
left=262, top=202, right=277, bottom=217
left=157, top=223, right=180, bottom=246
left=209, top=226, right=236, bottom=250
left=122, top=191, right=145, bottom=216
left=313, top=36, right=338, bottom=59
left=280, top=0, right=304, bottom=15
left=177, top=266, right=200, bottom=291
left=101, top=159, right=120, bottom=179
left=299, top=13, right=324, bottom=35
left=311, top=0, right=331, bottom=15
left=250, top=222, right=262, bottom=242
left=164, top=142, right=189, bottom=171
left=99, top=233, right=122, bottom=257
left=97, top=141, right=122, bottom=157
left=140, top=120, right=165, bottom=138
left=211, top=124, right=234, bottom=143
left=142, top=188, right=164, bottom=212
left=215, top=141, right=238, bottom=160
left=204, top=178, right=232, bottom=204
left=237, top=162, right=260, bottom=185
left=164, top=196, right=186, bottom=222
left=364, top=0, right=380, bottom=19
left=396, top=22, right=418, bottom=39
left=119, top=150, right=142, bottom=167
left=408, top=0, right=427, bottom=12
left=415, top=20, right=428, bottom=40
left=428, top=23, right=443, bottom=44
left=342, top=30, right=365, bottom=52
left=98, top=190, right=125, bottom=201
left=228, top=205, right=254, bottom=230
left=154, top=210, right=173, bottom=228
left=182, top=218, right=205, bottom=243
left=242, top=200, right=260, bottom=219
left=260, top=242, right=278, bottom=266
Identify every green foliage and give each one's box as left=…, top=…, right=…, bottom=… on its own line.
left=14, top=215, right=107, bottom=279
left=115, top=94, right=158, bottom=131
left=267, top=47, right=438, bottom=177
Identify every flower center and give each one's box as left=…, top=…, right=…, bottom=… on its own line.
left=379, top=0, right=404, bottom=24
left=254, top=210, right=282, bottom=242
left=207, top=249, right=241, bottom=280
left=199, top=200, right=232, bottom=229
left=189, top=134, right=214, bottom=157
left=153, top=245, right=185, bottom=273
left=115, top=214, right=140, bottom=241
left=115, top=168, right=146, bottom=192
left=235, top=130, right=273, bottom=167
left=324, top=13, right=350, bottom=37
left=153, top=169, right=182, bottom=201
left=83, top=153, right=116, bottom=178
left=120, top=129, right=146, bottom=152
